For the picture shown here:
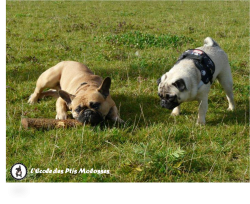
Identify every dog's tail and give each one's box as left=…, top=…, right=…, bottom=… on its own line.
left=204, top=37, right=220, bottom=47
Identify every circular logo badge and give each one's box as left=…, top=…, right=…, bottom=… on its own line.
left=10, top=163, right=27, bottom=180
left=201, top=70, right=206, bottom=76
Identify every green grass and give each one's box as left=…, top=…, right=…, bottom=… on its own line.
left=6, top=1, right=249, bottom=182
left=97, top=31, right=194, bottom=49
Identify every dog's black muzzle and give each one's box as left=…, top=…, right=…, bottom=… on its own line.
left=77, top=109, right=104, bottom=126
left=160, top=95, right=179, bottom=110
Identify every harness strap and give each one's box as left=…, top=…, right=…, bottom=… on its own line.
left=176, top=49, right=215, bottom=89
left=198, top=81, right=204, bottom=89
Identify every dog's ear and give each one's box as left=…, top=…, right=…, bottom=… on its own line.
left=157, top=77, right=161, bottom=86
left=172, top=79, right=186, bottom=92
left=98, top=77, right=111, bottom=98
left=59, top=90, right=75, bottom=105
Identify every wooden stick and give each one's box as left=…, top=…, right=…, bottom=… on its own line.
left=21, top=118, right=82, bottom=130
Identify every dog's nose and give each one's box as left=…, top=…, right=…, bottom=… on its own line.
left=83, top=109, right=92, bottom=118
left=77, top=109, right=104, bottom=126
left=160, top=99, right=166, bottom=108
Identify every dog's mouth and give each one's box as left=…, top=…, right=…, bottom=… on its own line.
left=158, top=93, right=180, bottom=110
left=77, top=109, right=104, bottom=126
left=160, top=97, right=180, bottom=110
left=161, top=100, right=179, bottom=110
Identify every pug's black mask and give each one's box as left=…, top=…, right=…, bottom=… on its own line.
left=159, top=94, right=180, bottom=110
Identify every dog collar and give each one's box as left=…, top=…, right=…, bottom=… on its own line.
left=176, top=49, right=215, bottom=89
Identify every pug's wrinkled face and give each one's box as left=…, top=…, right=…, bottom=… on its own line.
left=59, top=77, right=115, bottom=126
left=157, top=73, right=187, bottom=110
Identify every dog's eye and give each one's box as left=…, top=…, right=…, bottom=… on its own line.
left=90, top=102, right=100, bottom=109
left=74, top=106, right=85, bottom=113
left=166, top=94, right=175, bottom=99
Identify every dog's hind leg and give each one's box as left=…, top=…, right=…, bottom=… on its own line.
left=217, top=67, right=235, bottom=111
left=28, top=62, right=64, bottom=104
left=39, top=89, right=60, bottom=100
left=106, top=106, right=124, bottom=123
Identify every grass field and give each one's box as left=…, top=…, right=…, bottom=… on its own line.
left=6, top=1, right=249, bottom=182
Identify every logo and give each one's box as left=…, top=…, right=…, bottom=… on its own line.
left=10, top=163, right=27, bottom=180
left=192, top=49, right=203, bottom=55
left=201, top=70, right=206, bottom=76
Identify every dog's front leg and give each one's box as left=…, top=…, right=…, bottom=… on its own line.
left=171, top=105, right=181, bottom=116
left=197, top=96, right=208, bottom=125
left=56, top=98, right=68, bottom=119
left=106, top=106, right=124, bottom=123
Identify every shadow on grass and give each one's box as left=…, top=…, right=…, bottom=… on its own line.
left=20, top=92, right=247, bottom=131
left=110, top=93, right=176, bottom=127
left=112, top=92, right=248, bottom=127
left=208, top=108, right=248, bottom=126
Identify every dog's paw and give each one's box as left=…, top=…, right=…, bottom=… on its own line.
left=171, top=112, right=180, bottom=116
left=196, top=119, right=206, bottom=125
left=227, top=106, right=235, bottom=111
left=28, top=94, right=38, bottom=104
left=56, top=113, right=67, bottom=120
left=117, top=118, right=125, bottom=124
left=196, top=122, right=206, bottom=126
left=171, top=106, right=180, bottom=116
left=112, top=117, right=124, bottom=124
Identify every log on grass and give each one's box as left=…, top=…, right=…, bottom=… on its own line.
left=21, top=118, right=82, bottom=129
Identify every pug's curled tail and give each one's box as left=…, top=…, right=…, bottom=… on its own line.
left=204, top=37, right=220, bottom=47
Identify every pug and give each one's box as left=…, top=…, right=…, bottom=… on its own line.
left=28, top=61, right=123, bottom=126
left=157, top=37, right=235, bottom=124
